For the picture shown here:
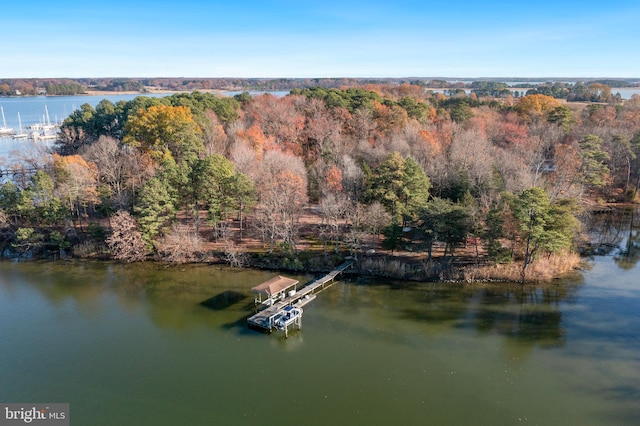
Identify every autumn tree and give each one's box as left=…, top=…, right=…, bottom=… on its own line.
left=255, top=150, right=308, bottom=253
left=53, top=154, right=99, bottom=226
left=340, top=155, right=366, bottom=201
left=605, top=135, right=636, bottom=196
left=446, top=128, right=495, bottom=200
left=201, top=110, right=229, bottom=156
left=106, top=210, right=147, bottom=262
left=299, top=97, right=342, bottom=161
left=83, top=136, right=153, bottom=210
left=324, top=165, right=344, bottom=194
left=547, top=144, right=583, bottom=200
left=233, top=124, right=271, bottom=160
left=514, top=94, right=561, bottom=122
left=246, top=94, right=304, bottom=155
left=124, top=105, right=204, bottom=164
left=373, top=101, right=409, bottom=139
left=320, top=192, right=349, bottom=253
left=156, top=224, right=203, bottom=264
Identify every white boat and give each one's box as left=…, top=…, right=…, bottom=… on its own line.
left=272, top=305, right=303, bottom=330
left=13, top=112, right=28, bottom=139
left=28, top=106, right=59, bottom=141
left=0, top=106, right=14, bottom=135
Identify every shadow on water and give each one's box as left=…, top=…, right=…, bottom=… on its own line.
left=199, top=290, right=248, bottom=311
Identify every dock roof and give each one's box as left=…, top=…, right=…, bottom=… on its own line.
left=252, top=276, right=299, bottom=296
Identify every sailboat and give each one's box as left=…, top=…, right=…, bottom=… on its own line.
left=29, top=106, right=59, bottom=140
left=0, top=106, right=14, bottom=135
left=13, top=112, right=28, bottom=139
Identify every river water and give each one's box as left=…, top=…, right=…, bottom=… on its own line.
left=1, top=209, right=639, bottom=425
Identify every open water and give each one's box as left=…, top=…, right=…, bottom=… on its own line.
left=0, top=209, right=639, bottom=425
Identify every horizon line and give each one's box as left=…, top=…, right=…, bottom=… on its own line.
left=3, top=76, right=640, bottom=81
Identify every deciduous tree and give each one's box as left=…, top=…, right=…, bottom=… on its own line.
left=514, top=94, right=561, bottom=122
left=106, top=210, right=147, bottom=262
left=124, top=105, right=204, bottom=164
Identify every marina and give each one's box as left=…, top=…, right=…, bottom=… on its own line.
left=247, top=260, right=354, bottom=336
left=0, top=105, right=60, bottom=141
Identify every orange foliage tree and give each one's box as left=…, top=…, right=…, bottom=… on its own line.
left=255, top=150, right=308, bottom=253
left=324, top=165, right=344, bottom=193
left=235, top=124, right=273, bottom=159
left=547, top=144, right=583, bottom=199
left=53, top=153, right=99, bottom=223
left=248, top=94, right=304, bottom=156
left=515, top=94, right=561, bottom=121
left=124, top=105, right=203, bottom=164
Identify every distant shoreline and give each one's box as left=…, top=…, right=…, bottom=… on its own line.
left=82, top=89, right=191, bottom=96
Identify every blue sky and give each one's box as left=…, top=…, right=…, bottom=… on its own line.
left=2, top=0, right=639, bottom=78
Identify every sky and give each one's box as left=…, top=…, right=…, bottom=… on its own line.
left=2, top=0, right=639, bottom=79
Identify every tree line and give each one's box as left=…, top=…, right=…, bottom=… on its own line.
left=2, top=86, right=640, bottom=280
left=2, top=77, right=637, bottom=99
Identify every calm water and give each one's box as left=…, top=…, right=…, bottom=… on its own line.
left=1, top=210, right=639, bottom=425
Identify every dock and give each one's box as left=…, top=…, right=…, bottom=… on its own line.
left=247, top=261, right=354, bottom=336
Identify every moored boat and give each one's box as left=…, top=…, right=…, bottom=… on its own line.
left=0, top=106, right=14, bottom=135
left=13, top=112, right=28, bottom=139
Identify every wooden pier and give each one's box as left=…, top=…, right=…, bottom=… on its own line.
left=247, top=261, right=354, bottom=335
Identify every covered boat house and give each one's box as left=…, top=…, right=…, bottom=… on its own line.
left=251, top=276, right=299, bottom=307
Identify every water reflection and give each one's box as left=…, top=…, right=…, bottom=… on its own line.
left=392, top=278, right=583, bottom=351
left=1, top=249, right=638, bottom=424
left=613, top=209, right=640, bottom=270
left=3, top=258, right=586, bottom=353
left=586, top=207, right=640, bottom=271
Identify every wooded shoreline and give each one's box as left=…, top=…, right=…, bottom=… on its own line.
left=2, top=85, right=639, bottom=283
